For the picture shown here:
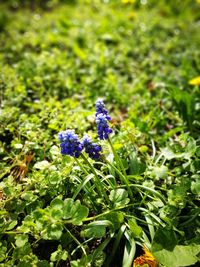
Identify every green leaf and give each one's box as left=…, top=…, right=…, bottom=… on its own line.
left=45, top=224, right=63, bottom=240
left=81, top=220, right=113, bottom=238
left=33, top=209, right=45, bottom=220
left=129, top=152, right=140, bottom=175
left=50, top=145, right=60, bottom=157
left=128, top=219, right=143, bottom=238
left=191, top=178, right=200, bottom=195
left=7, top=220, right=17, bottom=230
left=160, top=147, right=176, bottom=160
left=81, top=225, right=106, bottom=239
left=63, top=198, right=74, bottom=220
left=70, top=255, right=92, bottom=267
left=37, top=260, right=50, bottom=267
left=50, top=197, right=64, bottom=219
left=122, top=230, right=136, bottom=267
left=152, top=165, right=168, bottom=179
left=51, top=209, right=63, bottom=220
left=21, top=191, right=37, bottom=202
left=92, top=251, right=106, bottom=267
left=48, top=172, right=62, bottom=185
left=50, top=197, right=64, bottom=210
left=50, top=245, right=68, bottom=262
left=102, top=212, right=124, bottom=231
left=0, top=241, right=7, bottom=262
left=13, top=243, right=31, bottom=259
left=15, top=234, right=28, bottom=248
left=152, top=228, right=178, bottom=252
left=153, top=244, right=200, bottom=267
left=109, top=189, right=130, bottom=208
left=34, top=160, right=50, bottom=170
left=70, top=200, right=89, bottom=225
left=104, top=225, right=126, bottom=267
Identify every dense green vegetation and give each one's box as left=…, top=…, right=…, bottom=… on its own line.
left=0, top=0, right=200, bottom=266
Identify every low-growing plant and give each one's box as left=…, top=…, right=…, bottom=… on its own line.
left=0, top=1, right=200, bottom=266
left=1, top=100, right=199, bottom=267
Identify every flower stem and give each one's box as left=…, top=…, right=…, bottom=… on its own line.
left=74, top=157, right=98, bottom=211
left=80, top=153, right=109, bottom=205
left=107, top=136, right=127, bottom=177
left=104, top=158, right=134, bottom=200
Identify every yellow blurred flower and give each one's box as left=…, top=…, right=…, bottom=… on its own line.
left=133, top=247, right=158, bottom=267
left=196, top=0, right=200, bottom=4
left=128, top=11, right=136, bottom=20
left=189, top=76, right=200, bottom=86
left=122, top=0, right=135, bottom=4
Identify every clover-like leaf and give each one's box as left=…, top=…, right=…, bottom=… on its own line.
left=50, top=197, right=64, bottom=219
left=63, top=198, right=74, bottom=220
left=50, top=197, right=64, bottom=210
left=70, top=200, right=89, bottom=225
left=109, top=189, right=130, bottom=208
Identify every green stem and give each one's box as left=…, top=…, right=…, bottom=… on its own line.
left=104, top=158, right=134, bottom=200
left=2, top=231, right=22, bottom=235
left=74, top=157, right=99, bottom=212
left=80, top=153, right=109, bottom=204
left=127, top=184, right=166, bottom=204
left=74, top=157, right=92, bottom=190
left=180, top=212, right=199, bottom=227
left=74, top=157, right=89, bottom=175
left=55, top=261, right=60, bottom=267
left=108, top=136, right=127, bottom=177
left=83, top=204, right=134, bottom=222
left=64, top=226, right=87, bottom=256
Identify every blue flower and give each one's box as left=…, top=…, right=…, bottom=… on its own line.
left=95, top=99, right=111, bottom=120
left=58, top=129, right=83, bottom=157
left=96, top=113, right=113, bottom=140
left=82, top=135, right=102, bottom=159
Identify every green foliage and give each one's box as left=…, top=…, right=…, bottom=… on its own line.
left=0, top=0, right=200, bottom=266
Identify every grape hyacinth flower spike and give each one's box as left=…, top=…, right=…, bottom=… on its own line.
left=82, top=135, right=102, bottom=159
left=95, top=99, right=112, bottom=140
left=58, top=129, right=83, bottom=158
left=95, top=99, right=111, bottom=120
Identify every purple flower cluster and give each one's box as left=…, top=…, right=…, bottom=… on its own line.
left=58, top=130, right=83, bottom=158
left=82, top=135, right=102, bottom=159
left=58, top=130, right=102, bottom=160
left=58, top=100, right=113, bottom=158
left=95, top=99, right=112, bottom=140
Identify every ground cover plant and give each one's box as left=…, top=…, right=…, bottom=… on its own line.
left=0, top=0, right=200, bottom=266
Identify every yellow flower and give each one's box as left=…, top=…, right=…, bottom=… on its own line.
left=189, top=76, right=200, bottom=86
left=133, top=247, right=158, bottom=267
left=196, top=0, right=200, bottom=4
left=122, top=0, right=135, bottom=4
